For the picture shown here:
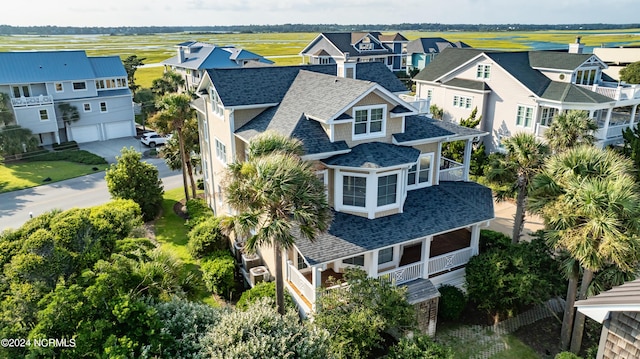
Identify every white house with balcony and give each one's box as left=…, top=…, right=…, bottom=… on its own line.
left=413, top=42, right=640, bottom=152
left=0, top=50, right=135, bottom=144
left=193, top=60, right=494, bottom=334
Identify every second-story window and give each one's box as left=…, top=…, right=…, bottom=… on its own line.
left=477, top=64, right=491, bottom=79
left=407, top=153, right=434, bottom=188
left=100, top=102, right=107, bottom=112
left=55, top=83, right=63, bottom=92
left=343, top=176, right=366, bottom=207
left=39, top=109, right=49, bottom=121
left=83, top=103, right=91, bottom=112
left=353, top=105, right=386, bottom=139
left=73, top=82, right=87, bottom=91
left=575, top=69, right=597, bottom=86
left=377, top=174, right=398, bottom=206
left=215, top=138, right=227, bottom=164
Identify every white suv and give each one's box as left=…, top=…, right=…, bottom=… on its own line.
left=141, top=132, right=172, bottom=147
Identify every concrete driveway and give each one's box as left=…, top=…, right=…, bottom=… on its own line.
left=79, top=136, right=147, bottom=163
left=488, top=199, right=544, bottom=241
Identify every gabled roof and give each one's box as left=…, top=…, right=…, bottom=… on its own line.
left=295, top=181, right=494, bottom=265
left=162, top=42, right=273, bottom=70
left=406, top=37, right=471, bottom=55
left=442, top=78, right=491, bottom=91
left=89, top=56, right=127, bottom=78
left=540, top=81, right=614, bottom=103
left=0, top=50, right=96, bottom=84
left=413, top=48, right=486, bottom=82
left=204, top=62, right=407, bottom=108
left=378, top=33, right=409, bottom=42
left=305, top=32, right=395, bottom=57
left=393, top=115, right=487, bottom=144
left=576, top=279, right=640, bottom=323
left=528, top=51, right=597, bottom=71
left=322, top=142, right=420, bottom=168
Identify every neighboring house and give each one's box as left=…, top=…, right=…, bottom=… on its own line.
left=193, top=60, right=495, bottom=333
left=161, top=41, right=274, bottom=92
left=575, top=279, right=640, bottom=359
left=413, top=44, right=640, bottom=152
left=300, top=32, right=408, bottom=72
left=406, top=37, right=471, bottom=75
left=0, top=50, right=135, bottom=144
left=593, top=45, right=640, bottom=80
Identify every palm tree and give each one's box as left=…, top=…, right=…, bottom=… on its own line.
left=149, top=93, right=196, bottom=200
left=222, top=132, right=332, bottom=315
left=529, top=146, right=640, bottom=353
left=544, top=110, right=597, bottom=152
left=160, top=117, right=200, bottom=198
left=486, top=133, right=549, bottom=243
left=152, top=71, right=186, bottom=96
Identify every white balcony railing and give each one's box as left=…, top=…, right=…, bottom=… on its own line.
left=428, top=247, right=474, bottom=276
left=596, top=123, right=629, bottom=140
left=287, top=263, right=314, bottom=303
left=399, top=94, right=431, bottom=114
left=577, top=83, right=640, bottom=101
left=11, top=95, right=53, bottom=107
left=439, top=157, right=464, bottom=182
left=378, top=262, right=424, bottom=285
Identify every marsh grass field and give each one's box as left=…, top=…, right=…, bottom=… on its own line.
left=2, top=28, right=640, bottom=87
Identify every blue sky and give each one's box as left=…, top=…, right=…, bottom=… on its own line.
left=2, top=0, right=639, bottom=27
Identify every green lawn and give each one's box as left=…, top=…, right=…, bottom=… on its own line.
left=0, top=161, right=108, bottom=193
left=153, top=187, right=219, bottom=307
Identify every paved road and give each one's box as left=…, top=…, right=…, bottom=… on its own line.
left=0, top=138, right=185, bottom=231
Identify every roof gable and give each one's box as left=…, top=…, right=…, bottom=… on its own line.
left=529, top=51, right=601, bottom=71
left=413, top=48, right=486, bottom=82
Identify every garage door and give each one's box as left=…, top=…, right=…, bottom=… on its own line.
left=70, top=124, right=101, bottom=143
left=104, top=121, right=134, bottom=140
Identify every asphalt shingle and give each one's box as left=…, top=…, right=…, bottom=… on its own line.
left=322, top=142, right=420, bottom=168
left=393, top=115, right=485, bottom=143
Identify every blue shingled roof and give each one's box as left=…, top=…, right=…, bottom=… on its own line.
left=295, top=181, right=495, bottom=265
left=323, top=142, right=420, bottom=168
left=0, top=50, right=96, bottom=84
left=162, top=43, right=273, bottom=70
left=393, top=115, right=486, bottom=143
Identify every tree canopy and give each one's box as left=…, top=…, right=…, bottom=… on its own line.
left=620, top=61, right=640, bottom=84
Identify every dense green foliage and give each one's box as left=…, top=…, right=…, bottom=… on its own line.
left=314, top=269, right=415, bottom=359
left=105, top=147, right=164, bottom=221
left=185, top=198, right=213, bottom=229
left=0, top=125, right=40, bottom=160
left=438, top=284, right=467, bottom=321
left=51, top=140, right=79, bottom=151
left=200, top=251, right=237, bottom=299
left=544, top=110, right=597, bottom=152
left=555, top=352, right=583, bottom=359
left=387, top=334, right=454, bottom=359
left=620, top=61, right=640, bottom=84
left=441, top=107, right=488, bottom=176
left=622, top=124, right=640, bottom=180
left=200, top=298, right=331, bottom=359
left=465, top=239, right=564, bottom=322
left=235, top=281, right=294, bottom=311
left=479, top=229, right=512, bottom=253
left=187, top=217, right=228, bottom=259
left=24, top=149, right=107, bottom=165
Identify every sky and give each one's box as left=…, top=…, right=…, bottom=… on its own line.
left=2, top=0, right=639, bottom=27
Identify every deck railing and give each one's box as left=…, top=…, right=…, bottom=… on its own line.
left=428, top=247, right=474, bottom=275
left=287, top=263, right=314, bottom=303
left=11, top=95, right=53, bottom=107
left=399, top=94, right=430, bottom=114
left=378, top=262, right=424, bottom=285
left=439, top=157, right=464, bottom=182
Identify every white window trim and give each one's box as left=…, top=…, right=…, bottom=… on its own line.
left=516, top=105, right=534, bottom=128
left=54, top=83, right=64, bottom=93
left=99, top=101, right=108, bottom=113
left=83, top=103, right=91, bottom=112
left=476, top=64, right=491, bottom=79
left=407, top=153, right=434, bottom=190
left=453, top=95, right=473, bottom=109
left=72, top=81, right=87, bottom=92
left=352, top=104, right=387, bottom=141
left=335, top=169, right=402, bottom=219
left=209, top=87, right=224, bottom=119
left=214, top=138, right=227, bottom=165
left=39, top=109, right=49, bottom=121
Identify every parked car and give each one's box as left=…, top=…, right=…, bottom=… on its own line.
left=141, top=133, right=172, bottom=147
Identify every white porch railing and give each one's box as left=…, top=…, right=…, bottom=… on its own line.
left=535, top=123, right=550, bottom=138
left=596, top=123, right=629, bottom=140
left=439, top=157, right=464, bottom=182
left=577, top=83, right=640, bottom=101
left=378, top=262, right=424, bottom=285
left=11, top=95, right=53, bottom=107
left=428, top=247, right=474, bottom=276
left=287, top=263, right=314, bottom=303
left=399, top=94, right=431, bottom=114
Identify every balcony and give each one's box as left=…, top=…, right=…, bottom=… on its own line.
left=439, top=157, right=464, bottom=182
left=399, top=94, right=430, bottom=114
left=577, top=82, right=640, bottom=101
left=11, top=95, right=53, bottom=108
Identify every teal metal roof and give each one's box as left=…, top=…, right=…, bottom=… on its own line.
left=0, top=50, right=96, bottom=84
left=89, top=56, right=127, bottom=78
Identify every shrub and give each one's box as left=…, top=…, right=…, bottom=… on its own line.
left=555, top=352, right=583, bottom=359
left=185, top=198, right=213, bottom=229
left=187, top=217, right=227, bottom=259
left=465, top=239, right=564, bottom=322
left=201, top=251, right=236, bottom=299
left=236, top=281, right=294, bottom=311
left=199, top=298, right=330, bottom=359
left=25, top=149, right=107, bottom=165
left=387, top=334, right=454, bottom=359
left=438, top=284, right=467, bottom=321
left=479, top=229, right=511, bottom=253
left=52, top=141, right=78, bottom=151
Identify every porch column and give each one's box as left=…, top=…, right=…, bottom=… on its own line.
left=435, top=142, right=442, bottom=185
left=286, top=260, right=292, bottom=282
left=629, top=104, right=638, bottom=130
left=422, top=236, right=432, bottom=279
left=463, top=138, right=473, bottom=181
left=470, top=224, right=481, bottom=256
left=602, top=108, right=613, bottom=138
left=367, top=250, right=379, bottom=278
left=311, top=266, right=322, bottom=311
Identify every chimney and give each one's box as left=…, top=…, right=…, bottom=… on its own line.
left=568, top=36, right=584, bottom=54
left=177, top=46, right=185, bottom=63
left=336, top=54, right=356, bottom=79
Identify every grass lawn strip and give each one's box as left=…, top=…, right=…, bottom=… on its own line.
left=0, top=161, right=108, bottom=193
left=436, top=324, right=539, bottom=359
left=153, top=187, right=219, bottom=307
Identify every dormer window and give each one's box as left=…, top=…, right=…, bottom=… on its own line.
left=407, top=153, right=434, bottom=189
left=353, top=105, right=386, bottom=139
left=575, top=69, right=597, bottom=86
